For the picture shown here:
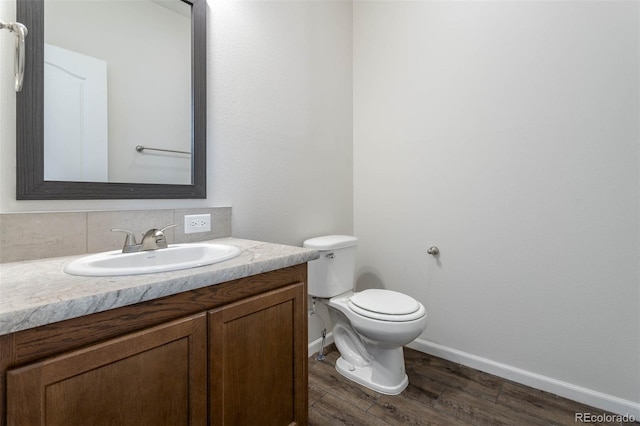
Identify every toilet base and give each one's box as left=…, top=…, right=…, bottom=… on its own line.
left=335, top=356, right=408, bottom=395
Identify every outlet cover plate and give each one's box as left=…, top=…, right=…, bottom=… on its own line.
left=184, top=214, right=211, bottom=234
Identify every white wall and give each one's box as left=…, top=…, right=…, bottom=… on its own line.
left=208, top=0, right=353, bottom=246
left=0, top=0, right=354, bottom=248
left=354, top=0, right=639, bottom=413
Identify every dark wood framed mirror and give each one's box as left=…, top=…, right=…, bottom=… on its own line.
left=16, top=0, right=206, bottom=199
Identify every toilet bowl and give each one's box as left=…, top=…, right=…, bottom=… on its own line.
left=327, top=290, right=427, bottom=394
left=303, top=235, right=427, bottom=395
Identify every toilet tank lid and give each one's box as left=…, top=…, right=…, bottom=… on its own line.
left=303, top=235, right=358, bottom=250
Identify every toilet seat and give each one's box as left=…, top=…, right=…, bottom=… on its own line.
left=348, top=289, right=425, bottom=322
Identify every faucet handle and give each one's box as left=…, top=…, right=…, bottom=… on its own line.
left=159, top=224, right=176, bottom=233
left=141, top=224, right=176, bottom=251
left=154, top=224, right=176, bottom=249
left=111, top=228, right=138, bottom=252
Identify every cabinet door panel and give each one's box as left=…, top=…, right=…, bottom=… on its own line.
left=7, top=313, right=207, bottom=426
left=209, top=282, right=307, bottom=426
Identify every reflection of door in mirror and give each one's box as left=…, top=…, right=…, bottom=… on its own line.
left=44, top=0, right=192, bottom=185
left=44, top=44, right=108, bottom=182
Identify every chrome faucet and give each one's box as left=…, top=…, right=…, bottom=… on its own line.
left=111, top=225, right=176, bottom=253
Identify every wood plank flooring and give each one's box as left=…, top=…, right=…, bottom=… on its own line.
left=309, top=345, right=635, bottom=426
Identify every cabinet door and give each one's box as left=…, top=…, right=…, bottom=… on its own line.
left=7, top=313, right=207, bottom=426
left=209, top=282, right=307, bottom=426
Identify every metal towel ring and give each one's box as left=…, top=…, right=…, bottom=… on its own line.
left=0, top=20, right=28, bottom=92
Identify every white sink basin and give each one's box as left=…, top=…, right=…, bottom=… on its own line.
left=64, top=243, right=241, bottom=277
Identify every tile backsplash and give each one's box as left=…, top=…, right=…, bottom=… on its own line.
left=0, top=207, right=231, bottom=263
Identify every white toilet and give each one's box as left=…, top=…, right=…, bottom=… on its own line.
left=303, top=235, right=427, bottom=395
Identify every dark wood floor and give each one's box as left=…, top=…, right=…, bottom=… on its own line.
left=309, top=344, right=634, bottom=426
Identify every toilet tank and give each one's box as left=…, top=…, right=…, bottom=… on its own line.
left=303, top=235, right=358, bottom=298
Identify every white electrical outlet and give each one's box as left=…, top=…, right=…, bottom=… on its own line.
left=184, top=214, right=211, bottom=234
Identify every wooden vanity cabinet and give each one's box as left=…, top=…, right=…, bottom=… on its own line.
left=0, top=264, right=308, bottom=426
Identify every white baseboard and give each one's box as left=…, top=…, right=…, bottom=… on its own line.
left=407, top=338, right=640, bottom=419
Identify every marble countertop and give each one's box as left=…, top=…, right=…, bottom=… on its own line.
left=0, top=238, right=319, bottom=336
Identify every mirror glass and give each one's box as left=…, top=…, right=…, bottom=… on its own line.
left=44, top=0, right=191, bottom=184
left=16, top=0, right=206, bottom=199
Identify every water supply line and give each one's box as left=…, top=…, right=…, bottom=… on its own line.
left=310, top=297, right=327, bottom=361
left=316, top=329, right=327, bottom=361
left=0, top=19, right=27, bottom=92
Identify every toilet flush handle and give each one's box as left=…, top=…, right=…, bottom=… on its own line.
left=326, top=253, right=335, bottom=259
left=427, top=246, right=439, bottom=256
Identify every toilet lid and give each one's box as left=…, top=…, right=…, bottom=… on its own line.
left=348, top=289, right=425, bottom=321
